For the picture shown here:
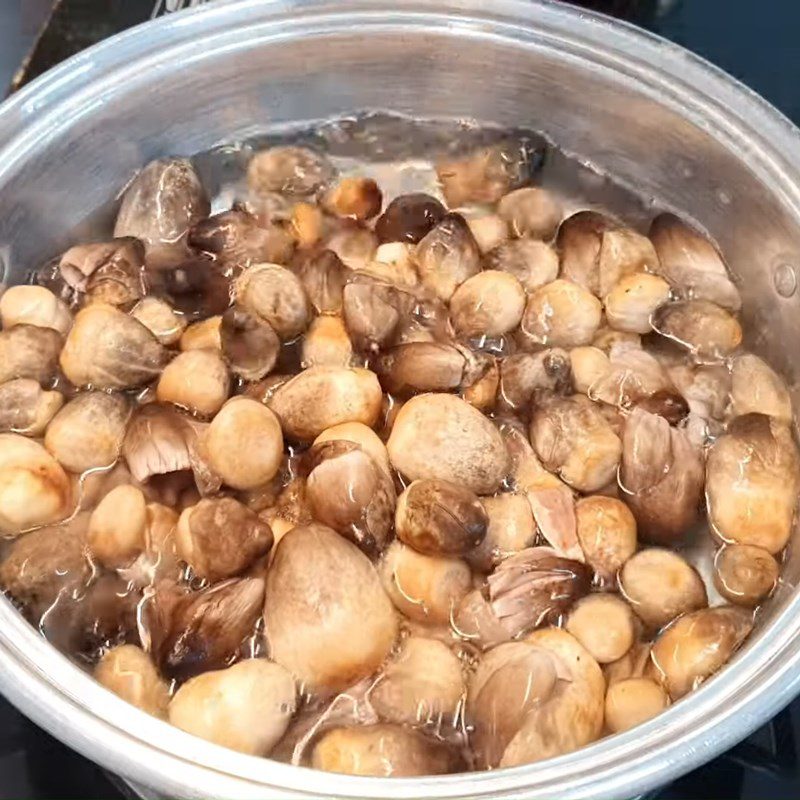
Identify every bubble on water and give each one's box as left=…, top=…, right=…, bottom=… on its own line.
left=774, top=263, right=797, bottom=298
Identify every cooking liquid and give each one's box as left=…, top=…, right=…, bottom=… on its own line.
left=0, top=112, right=781, bottom=768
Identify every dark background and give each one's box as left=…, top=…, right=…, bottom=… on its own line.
left=1, top=1, right=800, bottom=798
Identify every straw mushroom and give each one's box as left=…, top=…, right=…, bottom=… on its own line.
left=486, top=238, right=559, bottom=292
left=301, top=315, right=353, bottom=367
left=95, top=645, right=170, bottom=718
left=0, top=324, right=62, bottom=384
left=467, top=493, right=536, bottom=573
left=574, top=496, right=637, bottom=584
left=713, top=545, right=779, bottom=607
left=204, top=397, right=283, bottom=490
left=323, top=177, right=382, bottom=220
left=265, top=524, right=397, bottom=692
left=235, top=263, right=310, bottom=340
left=180, top=316, right=222, bottom=351
left=375, top=342, right=467, bottom=395
left=706, top=413, right=800, bottom=554
left=88, top=484, right=147, bottom=568
left=498, top=349, right=571, bottom=414
left=0, top=380, right=63, bottom=436
left=604, top=272, right=671, bottom=334
left=156, top=349, right=230, bottom=417
left=730, top=354, right=792, bottom=423
left=0, top=285, right=71, bottom=335
left=465, top=213, right=509, bottom=254
left=521, top=280, right=602, bottom=348
left=450, top=270, right=526, bottom=337
left=341, top=278, right=404, bottom=350
left=169, top=659, right=296, bottom=755
left=620, top=548, right=707, bottom=629
left=387, top=393, right=508, bottom=494
left=0, top=434, right=73, bottom=535
left=652, top=300, right=742, bottom=360
left=247, top=145, right=334, bottom=197
left=604, top=678, right=669, bottom=734
left=299, top=250, right=347, bottom=314
left=176, top=497, right=273, bottom=582
left=131, top=297, right=186, bottom=345
left=375, top=193, right=446, bottom=244
left=565, top=594, right=635, bottom=664
left=497, top=187, right=562, bottom=240
left=313, top=421, right=391, bottom=477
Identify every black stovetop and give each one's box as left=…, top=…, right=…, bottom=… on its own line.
left=3, top=1, right=800, bottom=798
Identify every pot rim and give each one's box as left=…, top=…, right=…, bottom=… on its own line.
left=2, top=2, right=800, bottom=798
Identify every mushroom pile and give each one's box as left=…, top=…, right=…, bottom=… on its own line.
left=0, top=130, right=795, bottom=776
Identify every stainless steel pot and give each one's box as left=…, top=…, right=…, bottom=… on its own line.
left=2, top=1, right=800, bottom=797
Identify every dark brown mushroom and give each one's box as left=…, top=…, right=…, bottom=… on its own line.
left=341, top=277, right=406, bottom=350
left=154, top=254, right=232, bottom=321
left=498, top=349, right=571, bottom=414
left=375, top=193, right=446, bottom=244
left=414, top=213, right=481, bottom=301
left=148, top=577, right=265, bottom=681
left=176, top=497, right=274, bottom=582
left=220, top=305, right=280, bottom=381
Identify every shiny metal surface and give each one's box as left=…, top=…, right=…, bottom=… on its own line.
left=2, top=1, right=800, bottom=798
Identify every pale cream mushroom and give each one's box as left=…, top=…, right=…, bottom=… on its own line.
left=375, top=342, right=467, bottom=396
left=565, top=594, right=635, bottom=664
left=498, top=187, right=562, bottom=240
left=371, top=636, right=465, bottom=727
left=176, top=496, right=273, bottom=581
left=706, top=413, right=800, bottom=554
left=486, top=238, right=559, bottom=292
left=325, top=224, right=378, bottom=271
left=0, top=434, right=73, bottom=535
left=204, top=397, right=284, bottom=490
left=604, top=272, right=671, bottom=334
left=311, top=724, right=458, bottom=776
left=0, top=380, right=63, bottom=436
left=235, top=263, right=310, bottom=340
left=605, top=678, right=669, bottom=734
left=570, top=346, right=611, bottom=395
left=44, top=392, right=131, bottom=473
left=521, top=280, right=602, bottom=348
left=301, top=315, right=353, bottom=367
left=313, top=422, right=390, bottom=477
left=0, top=324, right=62, bottom=384
left=574, top=496, right=637, bottom=584
left=131, top=297, right=186, bottom=345
left=596, top=228, right=660, bottom=298
left=115, top=158, right=209, bottom=247
left=169, top=659, right=296, bottom=755
left=730, top=353, right=792, bottom=423
left=387, top=393, right=509, bottom=494
left=88, top=484, right=147, bottom=568
left=465, top=212, right=509, bottom=254
left=450, top=270, right=526, bottom=337
left=467, top=493, right=537, bottom=573
left=713, top=544, right=779, bottom=607
left=265, top=524, right=397, bottom=692
left=650, top=606, right=753, bottom=699
left=620, top=548, right=707, bottom=629
left=268, top=366, right=383, bottom=441
left=247, top=145, right=334, bottom=196
left=530, top=394, right=622, bottom=493
left=60, top=304, right=166, bottom=389
left=156, top=349, right=230, bottom=417
left=95, top=644, right=170, bottom=718
left=180, top=315, right=222, bottom=351
left=380, top=541, right=471, bottom=625
left=0, top=285, right=71, bottom=335
left=414, top=213, right=481, bottom=302
left=395, top=479, right=487, bottom=556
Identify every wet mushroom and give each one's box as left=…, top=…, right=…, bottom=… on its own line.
left=466, top=493, right=537, bottom=573
left=414, top=213, right=481, bottom=302
left=130, top=296, right=186, bottom=345
left=652, top=300, right=742, bottom=361
left=620, top=548, right=707, bottom=629
left=395, top=479, right=487, bottom=556
left=290, top=201, right=325, bottom=249
left=59, top=304, right=167, bottom=389
left=149, top=577, right=265, bottom=680
left=380, top=541, right=471, bottom=625
left=235, top=263, right=310, bottom=340
left=604, top=678, right=669, bottom=734
left=304, top=439, right=396, bottom=555
left=520, top=279, right=602, bottom=348
left=44, top=391, right=130, bottom=473
left=604, top=272, right=671, bottom=334
left=156, top=348, right=230, bottom=417
left=0, top=434, right=73, bottom=535
left=0, top=285, right=72, bottom=335
left=313, top=421, right=390, bottom=476
left=450, top=270, right=526, bottom=337
left=299, top=250, right=347, bottom=314
left=301, top=315, right=353, bottom=367
left=371, top=636, right=465, bottom=728
left=649, top=213, right=741, bottom=311
left=95, top=645, right=170, bottom=718
left=730, top=353, right=792, bottom=423
left=323, top=176, right=382, bottom=220
left=565, top=594, right=635, bottom=664
left=0, top=324, right=62, bottom=384
left=341, top=278, right=404, bottom=350
left=268, top=366, right=383, bottom=441
left=115, top=158, right=210, bottom=247
left=497, top=349, right=571, bottom=414
left=387, top=393, right=509, bottom=494
left=87, top=484, right=147, bottom=568
left=574, top=496, right=637, bottom=585
left=619, top=408, right=705, bottom=544
left=569, top=346, right=611, bottom=395
left=485, top=238, right=559, bottom=292
left=220, top=305, right=280, bottom=381
left=247, top=145, right=334, bottom=197
left=706, top=413, right=800, bottom=554
left=530, top=394, right=622, bottom=493
left=375, top=342, right=467, bottom=395
left=375, top=193, right=446, bottom=244
left=650, top=606, right=753, bottom=699
left=180, top=316, right=221, bottom=351
left=0, top=379, right=63, bottom=435
left=176, top=496, right=274, bottom=582
left=155, top=254, right=231, bottom=321
left=556, top=211, right=615, bottom=295
left=311, top=724, right=458, bottom=777
left=265, top=524, right=397, bottom=692
left=169, top=659, right=296, bottom=755
left=465, top=212, right=509, bottom=254
left=497, top=187, right=562, bottom=240
left=713, top=545, right=779, bottom=607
